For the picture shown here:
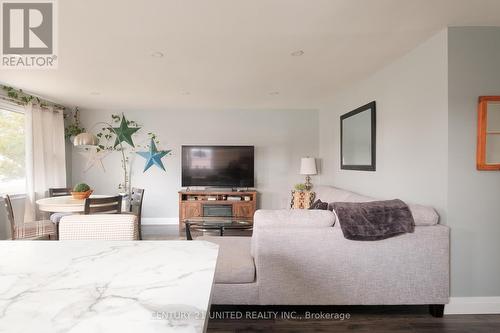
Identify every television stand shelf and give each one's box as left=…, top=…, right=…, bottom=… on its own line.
left=178, top=190, right=257, bottom=230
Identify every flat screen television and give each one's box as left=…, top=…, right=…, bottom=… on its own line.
left=181, top=145, right=254, bottom=188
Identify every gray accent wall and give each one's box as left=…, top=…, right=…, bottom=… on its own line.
left=319, top=27, right=500, bottom=297
left=448, top=27, right=500, bottom=297
left=72, top=108, right=319, bottom=221
left=318, top=30, right=449, bottom=223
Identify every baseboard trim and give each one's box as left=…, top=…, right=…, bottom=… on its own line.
left=445, top=297, right=500, bottom=314
left=141, top=217, right=178, bottom=225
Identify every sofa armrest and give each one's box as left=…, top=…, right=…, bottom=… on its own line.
left=251, top=209, right=336, bottom=257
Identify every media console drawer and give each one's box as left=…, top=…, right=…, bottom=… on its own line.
left=233, top=203, right=254, bottom=217
left=181, top=202, right=202, bottom=220
left=178, top=190, right=257, bottom=230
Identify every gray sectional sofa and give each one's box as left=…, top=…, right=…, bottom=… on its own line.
left=201, top=186, right=450, bottom=317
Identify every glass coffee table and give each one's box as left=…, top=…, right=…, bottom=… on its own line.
left=184, top=217, right=253, bottom=240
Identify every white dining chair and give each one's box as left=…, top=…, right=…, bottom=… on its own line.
left=58, top=214, right=138, bottom=240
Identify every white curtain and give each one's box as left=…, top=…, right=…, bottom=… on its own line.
left=24, top=103, right=66, bottom=222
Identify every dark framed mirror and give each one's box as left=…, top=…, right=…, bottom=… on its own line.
left=340, top=101, right=376, bottom=171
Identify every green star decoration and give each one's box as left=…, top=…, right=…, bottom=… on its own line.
left=113, top=115, right=141, bottom=147
left=136, top=139, right=171, bottom=172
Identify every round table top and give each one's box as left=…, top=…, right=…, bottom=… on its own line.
left=36, top=195, right=112, bottom=213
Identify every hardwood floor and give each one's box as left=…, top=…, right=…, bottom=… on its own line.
left=141, top=224, right=185, bottom=240
left=142, top=225, right=500, bottom=333
left=207, top=306, right=500, bottom=333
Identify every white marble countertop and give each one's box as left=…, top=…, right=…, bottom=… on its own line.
left=0, top=241, right=219, bottom=333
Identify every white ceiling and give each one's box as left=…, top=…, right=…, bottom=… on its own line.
left=2, top=0, right=500, bottom=110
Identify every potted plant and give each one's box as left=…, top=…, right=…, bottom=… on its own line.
left=71, top=183, right=93, bottom=200
left=294, top=183, right=307, bottom=192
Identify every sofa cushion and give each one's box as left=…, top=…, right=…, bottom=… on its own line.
left=197, top=236, right=255, bottom=284
left=407, top=204, right=439, bottom=226
left=315, top=186, right=439, bottom=226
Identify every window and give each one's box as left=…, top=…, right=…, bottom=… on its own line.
left=0, top=107, right=25, bottom=195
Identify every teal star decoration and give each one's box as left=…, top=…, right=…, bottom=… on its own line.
left=113, top=115, right=141, bottom=147
left=136, top=139, right=171, bottom=172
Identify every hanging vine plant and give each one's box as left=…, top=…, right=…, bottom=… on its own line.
left=64, top=107, right=85, bottom=140
left=1, top=84, right=65, bottom=109
left=1, top=85, right=41, bottom=104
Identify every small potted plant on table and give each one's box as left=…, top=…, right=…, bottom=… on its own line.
left=291, top=183, right=315, bottom=209
left=71, top=183, right=93, bottom=200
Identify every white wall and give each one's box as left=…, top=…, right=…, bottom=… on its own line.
left=73, top=108, right=319, bottom=221
left=318, top=30, right=449, bottom=222
left=447, top=27, right=500, bottom=297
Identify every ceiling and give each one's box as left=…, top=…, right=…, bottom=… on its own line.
left=2, top=0, right=500, bottom=110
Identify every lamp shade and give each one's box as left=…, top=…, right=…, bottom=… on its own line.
left=300, top=157, right=317, bottom=175
left=73, top=132, right=99, bottom=148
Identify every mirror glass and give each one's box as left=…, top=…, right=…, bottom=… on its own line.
left=341, top=101, right=376, bottom=171
left=342, top=111, right=372, bottom=165
left=486, top=101, right=500, bottom=163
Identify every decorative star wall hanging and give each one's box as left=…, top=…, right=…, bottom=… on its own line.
left=113, top=115, right=141, bottom=148
left=136, top=139, right=171, bottom=172
left=79, top=148, right=110, bottom=172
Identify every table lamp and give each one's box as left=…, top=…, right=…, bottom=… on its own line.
left=300, top=157, right=317, bottom=190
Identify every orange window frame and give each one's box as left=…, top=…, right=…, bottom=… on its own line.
left=477, top=96, right=500, bottom=170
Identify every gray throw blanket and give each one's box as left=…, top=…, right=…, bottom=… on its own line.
left=332, top=199, right=415, bottom=241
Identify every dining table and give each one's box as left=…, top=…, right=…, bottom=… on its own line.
left=36, top=194, right=113, bottom=213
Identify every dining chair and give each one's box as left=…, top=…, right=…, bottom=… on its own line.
left=48, top=187, right=72, bottom=197
left=48, top=187, right=74, bottom=228
left=3, top=195, right=56, bottom=240
left=129, top=188, right=144, bottom=240
left=84, top=195, right=123, bottom=215
left=59, top=214, right=138, bottom=240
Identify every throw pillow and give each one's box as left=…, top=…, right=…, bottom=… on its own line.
left=309, top=199, right=329, bottom=210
